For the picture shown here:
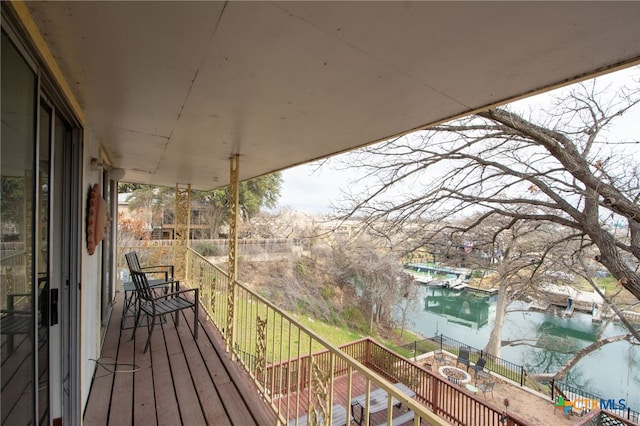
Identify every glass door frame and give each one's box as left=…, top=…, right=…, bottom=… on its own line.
left=2, top=6, right=84, bottom=424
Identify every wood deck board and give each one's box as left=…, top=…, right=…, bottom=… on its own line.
left=189, top=301, right=272, bottom=425
left=163, top=317, right=207, bottom=425
left=1, top=351, right=31, bottom=425
left=277, top=372, right=431, bottom=426
left=132, top=335, right=157, bottom=425
left=149, top=324, right=181, bottom=426
left=83, top=300, right=124, bottom=425
left=174, top=310, right=230, bottom=425
left=83, top=292, right=276, bottom=425
left=108, top=313, right=135, bottom=426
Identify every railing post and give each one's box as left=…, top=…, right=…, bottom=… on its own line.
left=226, top=154, right=240, bottom=355
left=173, top=184, right=191, bottom=282
left=520, top=368, right=524, bottom=386
left=551, top=379, right=555, bottom=402
left=431, top=374, right=439, bottom=414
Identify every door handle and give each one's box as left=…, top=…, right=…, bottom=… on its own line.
left=50, top=288, right=59, bottom=326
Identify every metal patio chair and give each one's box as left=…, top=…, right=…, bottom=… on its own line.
left=476, top=380, right=495, bottom=400
left=471, top=356, right=487, bottom=375
left=456, top=347, right=471, bottom=371
left=122, top=252, right=175, bottom=329
left=125, top=252, right=199, bottom=353
left=434, top=348, right=449, bottom=365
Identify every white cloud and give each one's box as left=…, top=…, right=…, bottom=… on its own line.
left=277, top=163, right=349, bottom=214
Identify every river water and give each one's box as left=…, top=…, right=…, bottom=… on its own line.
left=404, top=285, right=640, bottom=410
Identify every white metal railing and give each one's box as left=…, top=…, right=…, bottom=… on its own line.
left=186, top=248, right=451, bottom=425
left=116, top=245, right=530, bottom=425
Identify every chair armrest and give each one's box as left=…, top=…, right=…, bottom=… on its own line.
left=150, top=287, right=198, bottom=302
left=148, top=279, right=180, bottom=291
left=141, top=265, right=174, bottom=281
left=140, top=265, right=173, bottom=277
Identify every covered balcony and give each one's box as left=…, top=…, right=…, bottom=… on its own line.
left=3, top=1, right=640, bottom=425
left=84, top=246, right=536, bottom=425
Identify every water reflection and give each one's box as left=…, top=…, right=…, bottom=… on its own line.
left=424, top=287, right=491, bottom=329
left=408, top=285, right=640, bottom=409
left=537, top=316, right=599, bottom=342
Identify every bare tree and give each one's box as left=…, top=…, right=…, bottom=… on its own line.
left=331, top=236, right=416, bottom=332
left=474, top=218, right=564, bottom=357
left=337, top=70, right=640, bottom=301
left=333, top=70, right=640, bottom=381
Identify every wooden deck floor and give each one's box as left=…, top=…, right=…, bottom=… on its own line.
left=278, top=374, right=430, bottom=426
left=83, top=292, right=276, bottom=425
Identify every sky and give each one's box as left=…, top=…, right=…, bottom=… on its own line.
left=276, top=162, right=353, bottom=214
left=275, top=66, right=640, bottom=215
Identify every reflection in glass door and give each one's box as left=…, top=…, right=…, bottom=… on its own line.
left=37, top=100, right=52, bottom=424
left=2, top=14, right=82, bottom=423
left=1, top=29, right=38, bottom=425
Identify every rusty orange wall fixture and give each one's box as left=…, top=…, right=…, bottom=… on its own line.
left=86, top=184, right=110, bottom=255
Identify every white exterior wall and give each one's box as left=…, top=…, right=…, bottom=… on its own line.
left=79, top=134, right=108, bottom=413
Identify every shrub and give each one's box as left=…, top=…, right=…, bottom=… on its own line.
left=192, top=241, right=219, bottom=257
left=342, top=305, right=368, bottom=333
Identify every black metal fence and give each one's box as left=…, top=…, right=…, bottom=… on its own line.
left=551, top=379, right=639, bottom=424
left=396, top=334, right=639, bottom=424
left=430, top=333, right=528, bottom=386
left=395, top=338, right=436, bottom=358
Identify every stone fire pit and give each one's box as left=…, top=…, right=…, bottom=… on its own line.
left=438, top=366, right=471, bottom=383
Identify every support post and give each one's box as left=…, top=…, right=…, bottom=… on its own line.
left=174, top=184, right=191, bottom=282
left=226, top=155, right=240, bottom=353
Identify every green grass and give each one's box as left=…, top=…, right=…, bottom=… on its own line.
left=573, top=276, right=618, bottom=293
left=292, top=314, right=362, bottom=347
left=292, top=314, right=437, bottom=359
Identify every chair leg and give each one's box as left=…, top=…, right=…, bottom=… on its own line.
left=131, top=302, right=143, bottom=341
left=194, top=305, right=198, bottom=339
left=121, top=291, right=129, bottom=329
left=144, top=314, right=156, bottom=353
left=193, top=289, right=199, bottom=339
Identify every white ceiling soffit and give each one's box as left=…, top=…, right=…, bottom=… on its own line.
left=26, top=1, right=640, bottom=190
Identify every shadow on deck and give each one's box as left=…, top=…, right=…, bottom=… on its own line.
left=83, top=292, right=276, bottom=425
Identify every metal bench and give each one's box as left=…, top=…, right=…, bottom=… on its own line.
left=288, top=404, right=348, bottom=426
left=375, top=410, right=415, bottom=426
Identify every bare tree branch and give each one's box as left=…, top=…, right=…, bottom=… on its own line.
left=336, top=73, right=640, bottom=299
left=529, top=334, right=634, bottom=382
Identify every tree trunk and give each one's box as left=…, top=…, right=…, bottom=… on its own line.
left=485, top=279, right=508, bottom=357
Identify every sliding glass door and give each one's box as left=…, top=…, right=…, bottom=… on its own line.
left=1, top=27, right=38, bottom=425
left=2, top=21, right=82, bottom=425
